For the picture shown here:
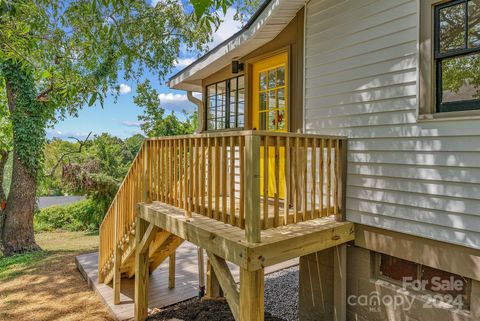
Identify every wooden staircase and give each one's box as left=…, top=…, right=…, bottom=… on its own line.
left=97, top=140, right=187, bottom=305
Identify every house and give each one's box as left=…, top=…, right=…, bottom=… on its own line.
left=97, top=0, right=480, bottom=320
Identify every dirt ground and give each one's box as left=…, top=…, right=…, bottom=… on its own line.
left=148, top=298, right=287, bottom=321
left=0, top=232, right=114, bottom=321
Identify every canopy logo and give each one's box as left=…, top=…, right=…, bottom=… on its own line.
left=347, top=277, right=467, bottom=313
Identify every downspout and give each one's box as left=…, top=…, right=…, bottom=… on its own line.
left=187, top=91, right=203, bottom=134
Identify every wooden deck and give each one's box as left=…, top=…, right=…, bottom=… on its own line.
left=76, top=241, right=298, bottom=321
left=138, top=202, right=355, bottom=271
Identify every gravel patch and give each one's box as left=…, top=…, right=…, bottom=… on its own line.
left=265, top=266, right=299, bottom=321
left=148, top=265, right=300, bottom=321
left=147, top=298, right=286, bottom=321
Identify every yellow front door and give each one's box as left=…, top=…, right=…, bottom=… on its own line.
left=252, top=52, right=288, bottom=198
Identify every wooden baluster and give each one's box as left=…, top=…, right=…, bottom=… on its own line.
left=222, top=136, right=228, bottom=223
left=263, top=135, right=269, bottom=229
left=311, top=138, right=317, bottom=219
left=159, top=140, right=163, bottom=202
left=188, top=138, right=194, bottom=216
left=229, top=136, right=236, bottom=226
left=207, top=138, right=213, bottom=218
left=165, top=140, right=170, bottom=203
left=156, top=140, right=160, bottom=201
left=171, top=140, right=174, bottom=205
left=327, top=139, right=332, bottom=215
left=239, top=136, right=245, bottom=228
left=273, top=135, right=280, bottom=227
left=178, top=140, right=181, bottom=208
left=214, top=137, right=220, bottom=221
left=162, top=140, right=165, bottom=202
left=319, top=139, right=324, bottom=217
left=199, top=138, right=204, bottom=214
left=152, top=139, right=157, bottom=200
left=293, top=136, right=299, bottom=223
left=284, top=137, right=290, bottom=226
left=334, top=139, right=339, bottom=216
left=162, top=140, right=166, bottom=203
left=148, top=141, right=152, bottom=203
left=174, top=139, right=177, bottom=206
left=183, top=139, right=188, bottom=213
left=150, top=142, right=154, bottom=202
left=144, top=143, right=150, bottom=203
left=303, top=138, right=308, bottom=222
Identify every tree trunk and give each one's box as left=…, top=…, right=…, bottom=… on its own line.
left=0, top=150, right=8, bottom=235
left=1, top=151, right=39, bottom=255
left=0, top=75, right=40, bottom=255
left=0, top=150, right=7, bottom=202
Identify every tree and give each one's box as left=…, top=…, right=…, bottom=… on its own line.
left=39, top=134, right=92, bottom=196
left=134, top=79, right=196, bottom=137
left=0, top=0, right=217, bottom=255
left=124, top=134, right=145, bottom=161
left=61, top=133, right=144, bottom=226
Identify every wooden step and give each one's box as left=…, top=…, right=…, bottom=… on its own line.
left=103, top=230, right=184, bottom=283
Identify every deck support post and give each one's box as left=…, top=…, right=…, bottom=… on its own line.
left=206, top=259, right=223, bottom=298
left=113, top=246, right=122, bottom=305
left=98, top=232, right=105, bottom=283
left=113, top=203, right=122, bottom=305
left=333, top=244, right=347, bottom=321
left=168, top=252, right=176, bottom=289
left=134, top=215, right=150, bottom=321
left=244, top=134, right=261, bottom=243
left=197, top=247, right=205, bottom=297
left=240, top=268, right=264, bottom=321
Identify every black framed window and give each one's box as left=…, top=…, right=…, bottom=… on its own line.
left=206, top=76, right=245, bottom=130
left=435, top=0, right=480, bottom=112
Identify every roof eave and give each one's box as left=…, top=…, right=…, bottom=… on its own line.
left=168, top=0, right=305, bottom=91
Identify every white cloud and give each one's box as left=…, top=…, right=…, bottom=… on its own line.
left=47, top=130, right=92, bottom=141
left=210, top=8, right=242, bottom=48
left=159, top=93, right=189, bottom=103
left=158, top=92, right=202, bottom=113
left=174, top=57, right=197, bottom=68
left=119, top=84, right=132, bottom=95
left=122, top=120, right=143, bottom=127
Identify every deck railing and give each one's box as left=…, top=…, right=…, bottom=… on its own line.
left=98, top=131, right=347, bottom=277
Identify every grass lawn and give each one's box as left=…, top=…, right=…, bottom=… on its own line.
left=0, top=231, right=114, bottom=321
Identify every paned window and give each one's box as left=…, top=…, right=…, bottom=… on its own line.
left=206, top=76, right=245, bottom=130
left=434, top=0, right=480, bottom=112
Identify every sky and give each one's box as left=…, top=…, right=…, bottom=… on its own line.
left=48, top=7, right=242, bottom=141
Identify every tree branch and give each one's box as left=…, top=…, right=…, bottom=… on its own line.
left=47, top=132, right=92, bottom=177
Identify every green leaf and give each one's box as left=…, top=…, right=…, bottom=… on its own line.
left=41, top=70, right=51, bottom=79
left=88, top=92, right=97, bottom=107
left=191, top=0, right=211, bottom=17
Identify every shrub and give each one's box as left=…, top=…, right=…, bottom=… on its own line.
left=34, top=199, right=104, bottom=232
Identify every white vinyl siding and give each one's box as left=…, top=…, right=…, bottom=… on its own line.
left=304, top=0, right=480, bottom=248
